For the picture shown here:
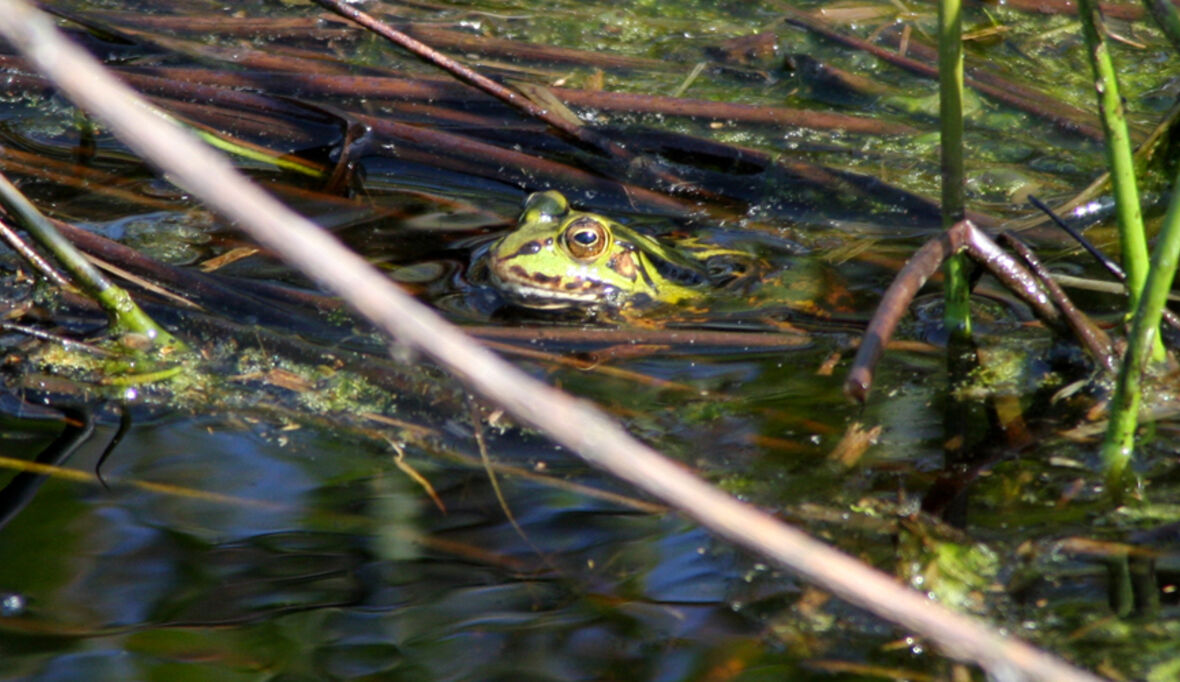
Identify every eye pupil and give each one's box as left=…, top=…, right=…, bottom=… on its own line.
left=564, top=217, right=609, bottom=259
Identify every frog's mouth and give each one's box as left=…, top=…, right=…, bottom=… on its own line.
left=488, top=260, right=618, bottom=309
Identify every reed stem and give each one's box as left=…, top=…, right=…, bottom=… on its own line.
left=1077, top=0, right=1153, bottom=339
left=1100, top=166, right=1180, bottom=497
left=939, top=0, right=971, bottom=342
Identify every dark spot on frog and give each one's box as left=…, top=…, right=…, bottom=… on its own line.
left=629, top=292, right=654, bottom=307
left=531, top=272, right=559, bottom=285
left=505, top=241, right=541, bottom=259
left=650, top=255, right=706, bottom=287
left=635, top=258, right=657, bottom=289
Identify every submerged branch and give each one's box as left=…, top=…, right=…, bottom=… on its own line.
left=997, top=233, right=1115, bottom=369
left=0, top=215, right=72, bottom=289
left=845, top=226, right=965, bottom=402
left=845, top=221, right=1115, bottom=401
left=1, top=55, right=941, bottom=222
left=309, top=0, right=713, bottom=198
left=118, top=63, right=917, bottom=136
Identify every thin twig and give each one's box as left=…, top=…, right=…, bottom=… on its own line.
left=467, top=396, right=559, bottom=572
left=310, top=0, right=727, bottom=199
left=961, top=223, right=1061, bottom=325
left=310, top=0, right=625, bottom=159
left=0, top=322, right=113, bottom=356
left=1029, top=194, right=1125, bottom=280
left=0, top=214, right=74, bottom=289
left=1029, top=195, right=1180, bottom=332
left=997, top=232, right=1116, bottom=370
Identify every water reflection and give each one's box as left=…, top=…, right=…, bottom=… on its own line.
left=0, top=411, right=820, bottom=680
left=0, top=406, right=92, bottom=530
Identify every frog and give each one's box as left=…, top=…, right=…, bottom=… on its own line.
left=484, top=190, right=851, bottom=319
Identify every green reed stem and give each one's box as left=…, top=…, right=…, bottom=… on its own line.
left=1100, top=165, right=1180, bottom=498
left=1077, top=0, right=1154, bottom=338
left=1080, top=0, right=1168, bottom=500
left=0, top=171, right=185, bottom=352
left=939, top=0, right=971, bottom=342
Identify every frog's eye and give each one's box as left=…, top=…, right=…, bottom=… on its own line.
left=563, top=217, right=610, bottom=260
left=521, top=191, right=569, bottom=223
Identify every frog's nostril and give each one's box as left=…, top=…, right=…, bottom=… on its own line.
left=513, top=241, right=542, bottom=256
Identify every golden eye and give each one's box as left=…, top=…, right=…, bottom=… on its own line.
left=563, top=217, right=609, bottom=260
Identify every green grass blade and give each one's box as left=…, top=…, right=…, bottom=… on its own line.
left=194, top=129, right=325, bottom=178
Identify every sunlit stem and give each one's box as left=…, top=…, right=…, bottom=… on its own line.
left=1077, top=0, right=1159, bottom=359
left=1101, top=165, right=1180, bottom=499
left=939, top=0, right=970, bottom=341
left=194, top=129, right=325, bottom=178
left=0, top=172, right=186, bottom=352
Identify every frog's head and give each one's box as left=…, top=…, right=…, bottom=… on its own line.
left=487, top=191, right=682, bottom=309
